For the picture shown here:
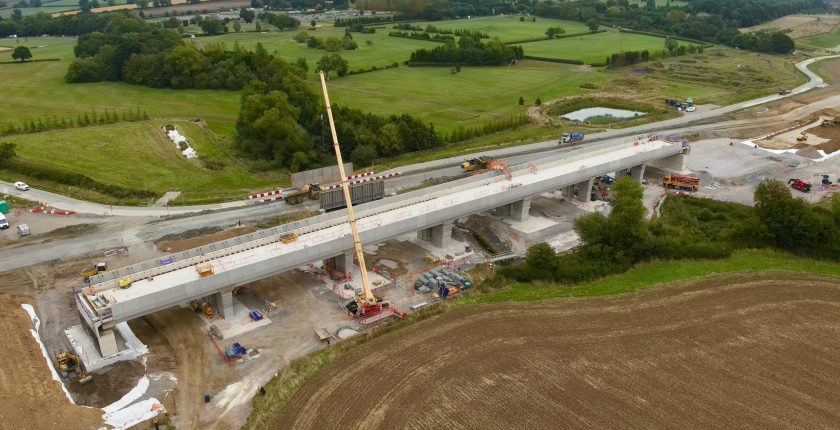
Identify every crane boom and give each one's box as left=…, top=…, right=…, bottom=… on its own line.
left=318, top=71, right=377, bottom=308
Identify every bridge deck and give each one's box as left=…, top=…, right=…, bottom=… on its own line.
left=86, top=138, right=678, bottom=322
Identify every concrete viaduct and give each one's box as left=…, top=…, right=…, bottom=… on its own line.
left=77, top=135, right=687, bottom=355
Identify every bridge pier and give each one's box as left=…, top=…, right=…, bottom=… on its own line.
left=324, top=250, right=355, bottom=274
left=493, top=197, right=532, bottom=222
left=630, top=163, right=646, bottom=182
left=213, top=289, right=235, bottom=319
left=576, top=178, right=594, bottom=202
left=417, top=220, right=453, bottom=248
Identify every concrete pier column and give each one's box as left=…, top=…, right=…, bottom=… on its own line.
left=214, top=289, right=235, bottom=319
left=510, top=196, right=532, bottom=222
left=418, top=220, right=453, bottom=248
left=563, top=184, right=576, bottom=200
left=324, top=250, right=354, bottom=274
left=630, top=164, right=646, bottom=182
left=494, top=204, right=512, bottom=217
left=97, top=323, right=118, bottom=357
left=576, top=178, right=595, bottom=202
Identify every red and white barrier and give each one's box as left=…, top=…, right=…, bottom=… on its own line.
left=31, top=206, right=76, bottom=215
left=247, top=189, right=284, bottom=200
left=246, top=172, right=376, bottom=200
left=320, top=172, right=401, bottom=191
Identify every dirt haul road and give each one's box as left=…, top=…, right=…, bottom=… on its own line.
left=273, top=273, right=840, bottom=430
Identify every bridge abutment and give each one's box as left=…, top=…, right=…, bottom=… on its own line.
left=96, top=322, right=119, bottom=357
left=650, top=153, right=686, bottom=172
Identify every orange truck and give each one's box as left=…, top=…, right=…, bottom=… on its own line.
left=662, top=174, right=699, bottom=191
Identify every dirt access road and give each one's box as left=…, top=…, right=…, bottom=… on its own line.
left=274, top=273, right=840, bottom=430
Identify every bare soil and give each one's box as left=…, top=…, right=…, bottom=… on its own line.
left=742, top=14, right=840, bottom=39
left=273, top=272, right=840, bottom=430
left=0, top=299, right=102, bottom=430
left=156, top=226, right=255, bottom=253
left=142, top=307, right=239, bottom=429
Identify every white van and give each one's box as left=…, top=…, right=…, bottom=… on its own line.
left=0, top=213, right=9, bottom=230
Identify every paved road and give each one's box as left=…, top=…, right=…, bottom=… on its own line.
left=2, top=55, right=837, bottom=218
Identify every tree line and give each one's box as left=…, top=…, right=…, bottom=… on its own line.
left=2, top=108, right=150, bottom=135
left=532, top=0, right=821, bottom=54
left=292, top=30, right=358, bottom=52
left=497, top=178, right=840, bottom=286
left=409, top=34, right=524, bottom=66
left=234, top=56, right=440, bottom=171
left=0, top=9, right=138, bottom=38
left=606, top=37, right=704, bottom=68
left=333, top=14, right=402, bottom=27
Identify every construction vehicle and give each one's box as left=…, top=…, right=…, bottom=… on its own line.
left=118, top=277, right=132, bottom=289
left=196, top=263, right=214, bottom=278
left=561, top=132, right=584, bottom=144
left=80, top=262, right=108, bottom=282
left=55, top=350, right=81, bottom=378
left=662, top=174, right=699, bottom=191
left=320, top=71, right=400, bottom=322
left=461, top=156, right=493, bottom=172
left=779, top=89, right=790, bottom=95
left=822, top=174, right=833, bottom=185
left=283, top=184, right=320, bottom=205
left=788, top=178, right=811, bottom=193
left=202, top=302, right=214, bottom=317
left=796, top=132, right=808, bottom=142
left=821, top=117, right=840, bottom=127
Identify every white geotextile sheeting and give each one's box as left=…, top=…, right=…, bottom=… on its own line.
left=20, top=304, right=76, bottom=404
left=167, top=130, right=187, bottom=144
left=102, top=376, right=149, bottom=414
left=741, top=140, right=840, bottom=162
left=102, top=398, right=165, bottom=430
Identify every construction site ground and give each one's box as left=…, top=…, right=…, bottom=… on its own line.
left=271, top=272, right=840, bottom=429
left=0, top=298, right=102, bottom=430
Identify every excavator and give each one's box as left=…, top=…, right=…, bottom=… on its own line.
left=319, top=71, right=395, bottom=320
left=55, top=349, right=93, bottom=384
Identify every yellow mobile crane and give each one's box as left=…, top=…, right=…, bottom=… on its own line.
left=319, top=71, right=382, bottom=317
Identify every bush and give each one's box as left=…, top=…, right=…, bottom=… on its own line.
left=521, top=55, right=583, bottom=65
left=5, top=159, right=157, bottom=199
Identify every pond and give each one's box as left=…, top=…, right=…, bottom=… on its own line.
left=562, top=107, right=647, bottom=122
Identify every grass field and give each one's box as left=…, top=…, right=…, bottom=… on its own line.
left=328, top=60, right=609, bottom=132
left=199, top=27, right=433, bottom=71
left=429, top=15, right=589, bottom=42
left=798, top=25, right=840, bottom=49
left=517, top=31, right=695, bottom=64
left=0, top=38, right=241, bottom=136
left=0, top=17, right=806, bottom=203
left=0, top=120, right=285, bottom=202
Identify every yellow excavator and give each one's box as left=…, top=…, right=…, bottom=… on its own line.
left=55, top=349, right=93, bottom=384
left=319, top=71, right=389, bottom=318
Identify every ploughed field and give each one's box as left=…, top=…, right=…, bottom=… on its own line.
left=273, top=273, right=840, bottom=429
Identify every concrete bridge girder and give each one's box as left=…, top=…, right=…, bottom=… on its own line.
left=85, top=140, right=684, bottom=329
